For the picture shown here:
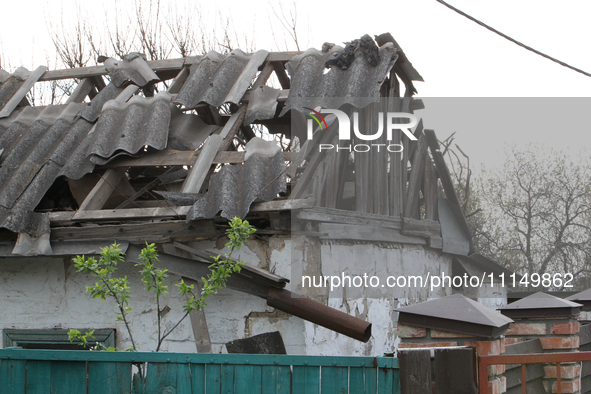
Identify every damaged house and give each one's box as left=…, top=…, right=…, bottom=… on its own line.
left=0, top=33, right=512, bottom=355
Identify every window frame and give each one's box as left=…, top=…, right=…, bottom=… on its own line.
left=3, top=329, right=116, bottom=350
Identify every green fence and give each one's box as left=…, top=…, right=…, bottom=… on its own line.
left=0, top=348, right=400, bottom=394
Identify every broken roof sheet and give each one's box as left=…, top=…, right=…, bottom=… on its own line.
left=61, top=93, right=173, bottom=180
left=158, top=137, right=287, bottom=221
left=0, top=33, right=450, bottom=258
left=176, top=49, right=269, bottom=109
left=0, top=103, right=93, bottom=237
left=78, top=92, right=171, bottom=165
left=104, top=52, right=160, bottom=88
left=279, top=43, right=397, bottom=116
left=0, top=90, right=174, bottom=240
left=0, top=67, right=29, bottom=111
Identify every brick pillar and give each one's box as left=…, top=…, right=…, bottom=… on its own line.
left=500, top=293, right=582, bottom=394
left=397, top=325, right=507, bottom=394
left=395, top=294, right=513, bottom=394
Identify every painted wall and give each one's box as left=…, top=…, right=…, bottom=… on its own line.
left=0, top=234, right=503, bottom=356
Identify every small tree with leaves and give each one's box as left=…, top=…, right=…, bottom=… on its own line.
left=69, top=217, right=256, bottom=351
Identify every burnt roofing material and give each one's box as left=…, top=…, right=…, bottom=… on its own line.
left=395, top=294, right=513, bottom=338
left=499, top=292, right=582, bottom=319
left=279, top=41, right=397, bottom=116
left=176, top=49, right=269, bottom=109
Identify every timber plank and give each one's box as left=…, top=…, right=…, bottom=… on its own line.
left=291, top=131, right=336, bottom=199
left=66, top=78, right=96, bottom=103
left=0, top=359, right=26, bottom=394
left=175, top=364, right=191, bottom=394
left=50, top=199, right=314, bottom=224
left=292, top=366, right=319, bottom=394
left=319, top=223, right=426, bottom=245
left=401, top=217, right=441, bottom=238
left=182, top=278, right=212, bottom=353
left=424, top=156, right=438, bottom=221
left=25, top=361, right=51, bottom=394
left=262, top=366, right=290, bottom=394
left=433, top=348, right=476, bottom=394
left=78, top=169, right=126, bottom=211
left=266, top=51, right=302, bottom=62
left=580, top=324, right=591, bottom=346
left=144, top=363, right=178, bottom=394
left=377, top=367, right=395, bottom=394
left=40, top=65, right=108, bottom=81
left=348, top=367, right=367, bottom=394
left=0, top=66, right=47, bottom=119
left=190, top=364, right=206, bottom=394
left=234, top=365, right=262, bottom=393
left=404, top=132, right=427, bottom=219
left=50, top=361, right=86, bottom=394
left=50, top=220, right=216, bottom=243
left=320, top=366, right=348, bottom=394
left=350, top=367, right=378, bottom=393
left=271, top=62, right=291, bottom=89
left=205, top=364, right=221, bottom=393
left=220, top=365, right=234, bottom=393
left=102, top=150, right=294, bottom=168
left=399, top=350, right=430, bottom=394
left=88, top=362, right=131, bottom=394
left=167, top=67, right=190, bottom=94
left=37, top=54, right=299, bottom=83
left=297, top=207, right=402, bottom=230
left=424, top=129, right=460, bottom=206
left=387, top=98, right=404, bottom=217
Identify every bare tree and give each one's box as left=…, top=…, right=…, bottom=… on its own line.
left=269, top=1, right=308, bottom=51
left=475, top=146, right=591, bottom=288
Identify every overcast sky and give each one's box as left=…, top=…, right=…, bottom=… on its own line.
left=1, top=0, right=590, bottom=169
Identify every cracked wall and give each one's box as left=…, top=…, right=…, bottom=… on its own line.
left=0, top=233, right=490, bottom=356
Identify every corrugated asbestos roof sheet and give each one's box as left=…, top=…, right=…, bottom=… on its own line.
left=0, top=88, right=174, bottom=238
left=245, top=86, right=281, bottom=124
left=0, top=35, right=419, bottom=253
left=69, top=92, right=172, bottom=169
left=158, top=137, right=287, bottom=221
left=0, top=68, right=29, bottom=111
left=0, top=103, right=94, bottom=236
left=279, top=43, right=397, bottom=116
left=104, top=52, right=160, bottom=88
left=176, top=49, right=269, bottom=109
left=80, top=83, right=124, bottom=122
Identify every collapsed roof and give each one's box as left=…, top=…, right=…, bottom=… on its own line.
left=0, top=32, right=513, bottom=342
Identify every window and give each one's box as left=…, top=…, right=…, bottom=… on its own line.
left=3, top=329, right=115, bottom=350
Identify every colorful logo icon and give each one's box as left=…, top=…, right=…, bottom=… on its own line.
left=303, top=107, right=329, bottom=132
